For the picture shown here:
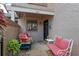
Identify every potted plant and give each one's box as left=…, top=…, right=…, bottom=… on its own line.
left=7, top=39, right=21, bottom=56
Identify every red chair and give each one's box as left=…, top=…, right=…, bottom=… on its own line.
left=48, top=36, right=73, bottom=56
left=19, top=33, right=29, bottom=42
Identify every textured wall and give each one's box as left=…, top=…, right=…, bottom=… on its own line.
left=3, top=24, right=20, bottom=55
left=12, top=3, right=55, bottom=12
left=52, top=3, right=79, bottom=56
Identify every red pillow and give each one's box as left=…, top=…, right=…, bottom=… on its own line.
left=55, top=36, right=69, bottom=49
left=55, top=36, right=63, bottom=47
left=19, top=33, right=29, bottom=42
left=59, top=39, right=69, bottom=49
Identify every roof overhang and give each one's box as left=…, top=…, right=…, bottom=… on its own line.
left=6, top=6, right=54, bottom=16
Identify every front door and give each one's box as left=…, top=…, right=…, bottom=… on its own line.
left=43, top=20, right=49, bottom=40
left=0, top=27, right=3, bottom=56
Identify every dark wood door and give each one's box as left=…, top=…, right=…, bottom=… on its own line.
left=43, top=20, right=49, bottom=40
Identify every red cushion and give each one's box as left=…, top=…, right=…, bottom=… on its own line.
left=19, top=33, right=29, bottom=42
left=59, top=39, right=69, bottom=49
left=55, top=36, right=63, bottom=47
left=55, top=36, right=69, bottom=49
left=48, top=44, right=61, bottom=55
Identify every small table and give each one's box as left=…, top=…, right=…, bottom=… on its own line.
left=20, top=44, right=31, bottom=50
left=46, top=39, right=54, bottom=44
left=20, top=37, right=32, bottom=50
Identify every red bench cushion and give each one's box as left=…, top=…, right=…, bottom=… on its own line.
left=55, top=36, right=69, bottom=49
left=59, top=39, right=69, bottom=49
left=48, top=44, right=61, bottom=55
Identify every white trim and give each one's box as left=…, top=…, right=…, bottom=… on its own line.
left=69, top=39, right=73, bottom=56
left=6, top=6, right=54, bottom=16
left=11, top=10, right=15, bottom=21
left=0, top=4, right=7, bottom=13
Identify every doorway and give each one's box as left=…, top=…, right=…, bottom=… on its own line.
left=43, top=20, right=49, bottom=40
left=0, top=27, right=3, bottom=56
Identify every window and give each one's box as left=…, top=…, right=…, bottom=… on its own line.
left=27, top=20, right=38, bottom=31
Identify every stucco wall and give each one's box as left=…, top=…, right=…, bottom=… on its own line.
left=3, top=24, right=20, bottom=55
left=52, top=3, right=79, bottom=56
left=12, top=3, right=55, bottom=12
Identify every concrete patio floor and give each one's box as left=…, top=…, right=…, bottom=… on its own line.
left=18, top=41, right=50, bottom=56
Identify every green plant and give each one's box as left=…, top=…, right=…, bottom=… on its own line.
left=7, top=39, right=21, bottom=55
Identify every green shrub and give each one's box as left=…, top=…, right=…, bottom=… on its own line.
left=7, top=39, right=21, bottom=55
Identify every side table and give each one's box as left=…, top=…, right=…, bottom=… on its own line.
left=46, top=39, right=54, bottom=44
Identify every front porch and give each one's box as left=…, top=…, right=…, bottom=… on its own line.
left=16, top=12, right=54, bottom=42
left=15, top=12, right=54, bottom=56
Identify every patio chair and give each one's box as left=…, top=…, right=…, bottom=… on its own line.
left=19, top=33, right=32, bottom=50
left=19, top=33, right=29, bottom=42
left=48, top=36, right=73, bottom=56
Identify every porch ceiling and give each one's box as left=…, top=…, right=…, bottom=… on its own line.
left=16, top=12, right=53, bottom=20
left=6, top=5, right=54, bottom=16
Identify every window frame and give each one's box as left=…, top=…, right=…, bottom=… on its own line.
left=26, top=20, right=38, bottom=31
